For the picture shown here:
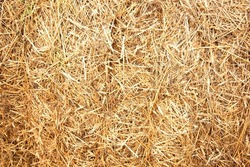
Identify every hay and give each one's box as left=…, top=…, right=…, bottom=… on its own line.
left=0, top=0, right=249, bottom=166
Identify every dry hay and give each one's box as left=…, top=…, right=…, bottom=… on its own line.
left=0, top=0, right=249, bottom=166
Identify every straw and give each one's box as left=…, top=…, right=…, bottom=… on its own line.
left=0, top=0, right=249, bottom=166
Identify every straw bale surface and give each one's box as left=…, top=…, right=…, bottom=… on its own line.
left=0, top=0, right=249, bottom=166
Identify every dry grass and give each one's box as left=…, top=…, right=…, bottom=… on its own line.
left=0, top=0, right=250, bottom=166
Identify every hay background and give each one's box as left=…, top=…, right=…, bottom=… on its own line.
left=0, top=0, right=249, bottom=166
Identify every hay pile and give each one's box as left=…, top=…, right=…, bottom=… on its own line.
left=0, top=0, right=249, bottom=166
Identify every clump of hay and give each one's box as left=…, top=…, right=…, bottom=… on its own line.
left=0, top=0, right=249, bottom=166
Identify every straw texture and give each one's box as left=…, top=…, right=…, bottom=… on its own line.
left=0, top=0, right=249, bottom=166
